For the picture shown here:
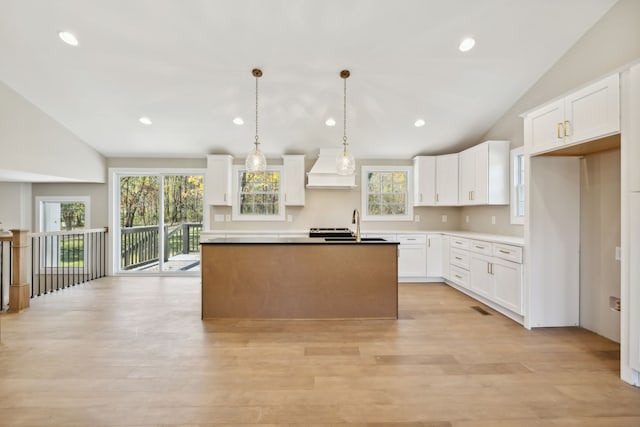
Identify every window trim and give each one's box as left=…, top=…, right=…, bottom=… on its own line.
left=510, top=147, right=525, bottom=225
left=231, top=165, right=285, bottom=221
left=361, top=165, right=414, bottom=221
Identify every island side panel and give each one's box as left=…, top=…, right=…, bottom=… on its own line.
left=201, top=243, right=398, bottom=319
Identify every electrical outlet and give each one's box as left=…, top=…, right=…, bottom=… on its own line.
left=287, top=215, right=293, bottom=222
left=414, top=215, right=420, bottom=222
left=615, top=246, right=621, bottom=261
left=441, top=215, right=447, bottom=223
left=465, top=215, right=469, bottom=223
left=491, top=216, right=496, bottom=225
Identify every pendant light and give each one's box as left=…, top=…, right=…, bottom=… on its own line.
left=245, top=68, right=267, bottom=172
left=336, top=69, right=356, bottom=175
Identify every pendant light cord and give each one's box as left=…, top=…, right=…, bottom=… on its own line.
left=343, top=75, right=347, bottom=151
left=255, top=74, right=259, bottom=149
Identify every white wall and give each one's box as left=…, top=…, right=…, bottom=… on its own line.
left=0, top=81, right=106, bottom=183
left=0, top=182, right=31, bottom=230
left=580, top=149, right=621, bottom=342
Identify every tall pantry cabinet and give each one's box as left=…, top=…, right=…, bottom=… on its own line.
left=624, top=64, right=640, bottom=378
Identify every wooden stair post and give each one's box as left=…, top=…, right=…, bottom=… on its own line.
left=8, top=229, right=30, bottom=313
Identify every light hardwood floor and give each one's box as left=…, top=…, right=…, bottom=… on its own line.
left=0, top=277, right=639, bottom=426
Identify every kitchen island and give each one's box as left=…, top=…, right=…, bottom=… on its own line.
left=200, top=237, right=399, bottom=319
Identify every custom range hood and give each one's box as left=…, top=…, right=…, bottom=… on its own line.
left=306, top=149, right=357, bottom=189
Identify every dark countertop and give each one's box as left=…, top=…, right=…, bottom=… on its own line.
left=200, top=237, right=398, bottom=245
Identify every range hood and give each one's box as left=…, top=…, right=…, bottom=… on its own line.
left=306, top=149, right=357, bottom=189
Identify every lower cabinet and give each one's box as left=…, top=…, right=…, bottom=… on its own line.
left=469, top=253, right=493, bottom=299
left=426, top=234, right=443, bottom=277
left=448, top=236, right=524, bottom=317
left=492, top=257, right=523, bottom=315
left=397, top=234, right=427, bottom=278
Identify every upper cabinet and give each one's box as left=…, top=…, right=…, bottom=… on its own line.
left=413, top=154, right=457, bottom=206
left=524, top=73, right=620, bottom=156
left=458, top=141, right=510, bottom=206
left=206, top=155, right=233, bottom=206
left=282, top=155, right=306, bottom=206
left=629, top=65, right=640, bottom=192
left=435, top=154, right=459, bottom=206
left=413, top=156, right=436, bottom=206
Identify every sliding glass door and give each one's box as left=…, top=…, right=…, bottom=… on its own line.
left=117, top=173, right=203, bottom=274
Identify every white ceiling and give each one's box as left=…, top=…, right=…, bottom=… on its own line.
left=0, top=0, right=618, bottom=161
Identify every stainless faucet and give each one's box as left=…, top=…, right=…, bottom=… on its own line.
left=352, top=209, right=361, bottom=242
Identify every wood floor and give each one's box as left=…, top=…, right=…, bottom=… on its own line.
left=0, top=277, right=639, bottom=426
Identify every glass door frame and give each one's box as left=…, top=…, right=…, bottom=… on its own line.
left=108, top=167, right=207, bottom=276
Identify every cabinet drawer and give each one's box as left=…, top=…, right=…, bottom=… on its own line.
left=493, top=243, right=523, bottom=263
left=450, top=265, right=469, bottom=289
left=449, top=236, right=470, bottom=249
left=397, top=234, right=427, bottom=245
left=470, top=240, right=492, bottom=255
left=450, top=248, right=470, bottom=270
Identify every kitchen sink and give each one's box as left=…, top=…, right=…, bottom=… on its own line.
left=323, top=237, right=386, bottom=242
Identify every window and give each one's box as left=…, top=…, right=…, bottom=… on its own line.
left=36, top=196, right=90, bottom=232
left=361, top=166, right=413, bottom=221
left=232, top=166, right=285, bottom=221
left=510, top=147, right=525, bottom=225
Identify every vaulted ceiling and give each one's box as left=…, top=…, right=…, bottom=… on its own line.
left=0, top=0, right=618, bottom=160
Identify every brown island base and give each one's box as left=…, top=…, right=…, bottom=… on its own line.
left=200, top=237, right=399, bottom=319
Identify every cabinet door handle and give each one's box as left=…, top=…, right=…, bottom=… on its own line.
left=475, top=245, right=485, bottom=250
left=427, top=239, right=430, bottom=248
left=455, top=256, right=463, bottom=260
left=455, top=274, right=463, bottom=279
left=436, top=193, right=439, bottom=202
left=499, top=249, right=510, bottom=254
left=563, top=120, right=570, bottom=137
left=407, top=238, right=416, bottom=241
left=487, top=263, right=491, bottom=274
left=557, top=122, right=563, bottom=139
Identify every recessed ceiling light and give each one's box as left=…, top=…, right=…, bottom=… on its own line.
left=325, top=118, right=336, bottom=127
left=58, top=31, right=79, bottom=46
left=414, top=119, right=426, bottom=127
left=459, top=37, right=476, bottom=52
left=139, top=116, right=152, bottom=125
left=233, top=117, right=244, bottom=125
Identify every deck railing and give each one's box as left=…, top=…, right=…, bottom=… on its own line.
left=30, top=228, right=108, bottom=297
left=121, top=223, right=202, bottom=270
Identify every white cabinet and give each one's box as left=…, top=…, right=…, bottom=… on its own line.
left=630, top=65, right=640, bottom=192
left=447, top=235, right=524, bottom=317
left=426, top=234, right=443, bottom=277
left=630, top=193, right=640, bottom=372
left=282, top=155, right=306, bottom=206
left=435, top=154, right=459, bottom=205
left=469, top=252, right=493, bottom=299
left=413, top=156, right=436, bottom=206
left=492, top=257, right=523, bottom=315
left=441, top=235, right=450, bottom=280
left=525, top=73, right=620, bottom=155
left=414, top=155, right=457, bottom=206
left=397, top=234, right=427, bottom=279
left=458, top=141, right=510, bottom=205
left=206, top=155, right=233, bottom=206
